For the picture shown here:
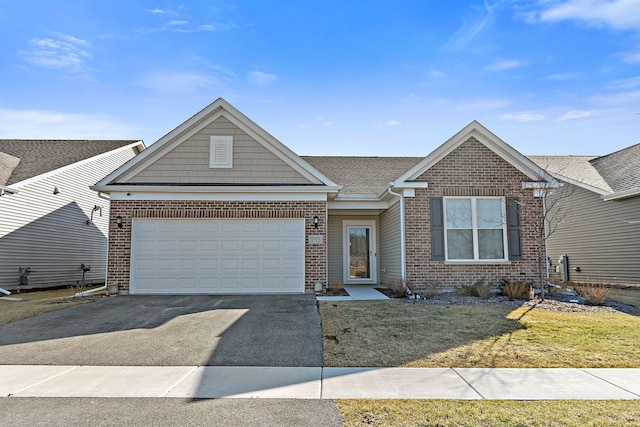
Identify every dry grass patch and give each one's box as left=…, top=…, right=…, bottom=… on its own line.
left=319, top=300, right=640, bottom=368
left=336, top=400, right=640, bottom=427
left=0, top=287, right=100, bottom=326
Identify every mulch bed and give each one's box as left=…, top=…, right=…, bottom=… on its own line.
left=379, top=289, right=637, bottom=315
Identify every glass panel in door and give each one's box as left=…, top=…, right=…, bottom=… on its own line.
left=348, top=227, right=371, bottom=279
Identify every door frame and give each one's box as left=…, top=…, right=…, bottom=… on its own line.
left=342, top=219, right=377, bottom=284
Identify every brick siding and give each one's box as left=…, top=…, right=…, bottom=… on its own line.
left=108, top=200, right=327, bottom=293
left=404, top=137, right=544, bottom=290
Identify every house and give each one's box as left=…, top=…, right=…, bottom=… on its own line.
left=0, top=139, right=145, bottom=290
left=93, top=98, right=556, bottom=295
left=530, top=144, right=640, bottom=286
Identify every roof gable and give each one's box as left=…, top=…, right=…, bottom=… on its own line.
left=97, top=98, right=337, bottom=190
left=395, top=120, right=556, bottom=185
left=0, top=140, right=142, bottom=186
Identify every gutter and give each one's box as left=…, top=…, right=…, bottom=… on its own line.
left=0, top=185, right=19, bottom=196
left=386, top=184, right=412, bottom=296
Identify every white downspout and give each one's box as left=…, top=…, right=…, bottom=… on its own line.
left=387, top=184, right=412, bottom=296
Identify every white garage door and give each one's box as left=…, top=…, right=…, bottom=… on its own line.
left=130, top=218, right=305, bottom=294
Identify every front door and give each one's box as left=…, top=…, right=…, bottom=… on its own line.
left=343, top=220, right=377, bottom=284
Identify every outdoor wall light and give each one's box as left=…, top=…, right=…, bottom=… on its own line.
left=116, top=216, right=123, bottom=229
left=53, top=186, right=59, bottom=195
left=313, top=215, right=319, bottom=229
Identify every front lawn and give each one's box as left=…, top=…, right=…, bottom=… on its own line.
left=337, top=400, right=640, bottom=427
left=0, top=287, right=100, bottom=326
left=319, top=300, right=640, bottom=368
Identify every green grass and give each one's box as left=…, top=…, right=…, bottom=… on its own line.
left=319, top=300, right=640, bottom=368
left=336, top=400, right=640, bottom=427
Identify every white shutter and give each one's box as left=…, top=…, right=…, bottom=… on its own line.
left=209, top=136, right=233, bottom=168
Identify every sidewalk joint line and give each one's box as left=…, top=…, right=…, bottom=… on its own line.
left=579, top=368, right=640, bottom=398
left=451, top=368, right=486, bottom=400
left=160, top=365, right=200, bottom=398
left=9, top=365, right=80, bottom=396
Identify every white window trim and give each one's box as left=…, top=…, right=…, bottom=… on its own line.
left=209, top=135, right=233, bottom=168
left=443, top=196, right=509, bottom=263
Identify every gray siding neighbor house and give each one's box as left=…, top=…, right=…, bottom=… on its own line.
left=0, top=140, right=144, bottom=290
left=530, top=143, right=640, bottom=286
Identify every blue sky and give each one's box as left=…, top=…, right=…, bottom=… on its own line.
left=1, top=1, right=639, bottom=156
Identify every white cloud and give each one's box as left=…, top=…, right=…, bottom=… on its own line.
left=621, top=48, right=640, bottom=63
left=0, top=109, right=139, bottom=139
left=373, top=120, right=401, bottom=128
left=501, top=113, right=545, bottom=122
left=557, top=110, right=591, bottom=121
left=445, top=2, right=497, bottom=52
left=428, top=69, right=446, bottom=78
left=536, top=0, right=640, bottom=31
left=138, top=71, right=223, bottom=93
left=146, top=8, right=178, bottom=16
left=543, top=72, right=581, bottom=81
left=167, top=20, right=189, bottom=26
left=608, top=75, right=640, bottom=89
left=486, top=59, right=526, bottom=71
left=20, top=34, right=92, bottom=72
left=247, top=71, right=277, bottom=86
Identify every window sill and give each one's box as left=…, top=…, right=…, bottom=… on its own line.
left=444, top=260, right=511, bottom=265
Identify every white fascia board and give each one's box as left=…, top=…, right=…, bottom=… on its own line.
left=13, top=141, right=144, bottom=190
left=521, top=181, right=562, bottom=190
left=602, top=187, right=640, bottom=201
left=108, top=190, right=328, bottom=202
left=547, top=173, right=609, bottom=196
left=391, top=182, right=429, bottom=189
left=328, top=200, right=390, bottom=210
left=92, top=184, right=340, bottom=194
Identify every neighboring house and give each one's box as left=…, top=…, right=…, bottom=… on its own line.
left=0, top=140, right=145, bottom=290
left=530, top=144, right=640, bottom=286
left=93, top=98, right=556, bottom=295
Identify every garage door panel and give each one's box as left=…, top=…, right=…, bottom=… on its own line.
left=130, top=218, right=305, bottom=294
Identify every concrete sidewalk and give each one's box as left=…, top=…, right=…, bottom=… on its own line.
left=2, top=365, right=639, bottom=400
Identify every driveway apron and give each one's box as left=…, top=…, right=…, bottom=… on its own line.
left=0, top=294, right=323, bottom=367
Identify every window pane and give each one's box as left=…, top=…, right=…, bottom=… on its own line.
left=477, top=199, right=503, bottom=229
left=478, top=229, right=504, bottom=259
left=447, top=229, right=473, bottom=260
left=445, top=199, right=472, bottom=228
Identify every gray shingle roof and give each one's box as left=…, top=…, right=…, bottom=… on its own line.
left=528, top=155, right=611, bottom=192
left=589, top=143, right=640, bottom=192
left=0, top=140, right=140, bottom=186
left=529, top=143, right=640, bottom=194
left=302, top=156, right=423, bottom=194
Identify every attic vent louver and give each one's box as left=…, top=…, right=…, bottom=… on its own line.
left=209, top=135, right=233, bottom=168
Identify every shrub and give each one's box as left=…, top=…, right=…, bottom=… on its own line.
left=573, top=283, right=609, bottom=306
left=474, top=279, right=493, bottom=300
left=423, top=283, right=438, bottom=299
left=501, top=279, right=533, bottom=301
left=455, top=279, right=492, bottom=299
left=385, top=278, right=408, bottom=298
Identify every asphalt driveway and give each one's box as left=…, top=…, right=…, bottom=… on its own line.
left=0, top=294, right=323, bottom=367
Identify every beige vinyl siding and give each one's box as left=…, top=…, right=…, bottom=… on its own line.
left=0, top=148, right=138, bottom=290
left=546, top=184, right=640, bottom=285
left=128, top=116, right=313, bottom=185
left=379, top=201, right=402, bottom=285
left=327, top=215, right=379, bottom=285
